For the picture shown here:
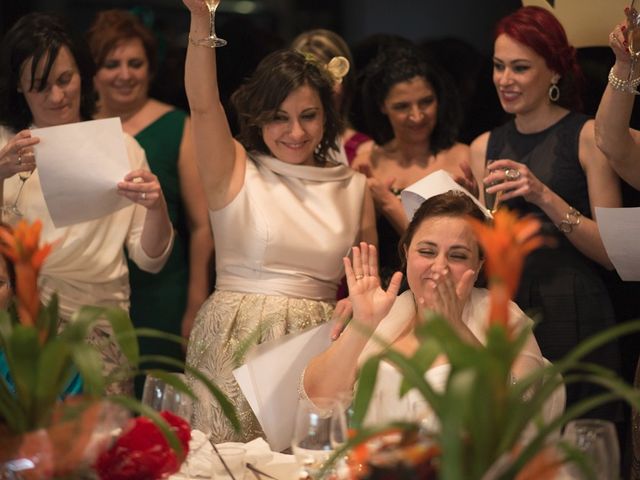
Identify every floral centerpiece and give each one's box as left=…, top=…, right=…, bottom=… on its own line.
left=339, top=209, right=640, bottom=480
left=0, top=220, right=238, bottom=479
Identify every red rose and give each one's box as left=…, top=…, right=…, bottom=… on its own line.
left=94, top=411, right=191, bottom=480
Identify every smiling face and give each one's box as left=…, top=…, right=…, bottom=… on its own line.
left=381, top=75, right=437, bottom=144
left=94, top=38, right=150, bottom=112
left=405, top=216, right=481, bottom=306
left=19, top=46, right=82, bottom=128
left=492, top=34, right=558, bottom=117
left=261, top=84, right=325, bottom=166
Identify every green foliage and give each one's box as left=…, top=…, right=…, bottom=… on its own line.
left=347, top=313, right=640, bottom=480
left=0, top=294, right=239, bottom=452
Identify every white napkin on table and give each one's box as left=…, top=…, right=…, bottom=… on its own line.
left=175, top=430, right=274, bottom=478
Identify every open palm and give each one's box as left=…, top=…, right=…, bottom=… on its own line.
left=344, top=242, right=403, bottom=330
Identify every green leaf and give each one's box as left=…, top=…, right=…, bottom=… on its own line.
left=0, top=376, right=25, bottom=432
left=351, top=355, right=381, bottom=429
left=6, top=326, right=40, bottom=418
left=0, top=310, right=14, bottom=350
left=33, top=339, right=73, bottom=427
left=103, top=307, right=139, bottom=367
left=72, top=343, right=105, bottom=395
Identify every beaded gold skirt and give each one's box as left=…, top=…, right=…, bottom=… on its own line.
left=186, top=290, right=334, bottom=443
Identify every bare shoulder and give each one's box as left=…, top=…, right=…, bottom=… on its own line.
left=470, top=131, right=490, bottom=155
left=443, top=142, right=471, bottom=164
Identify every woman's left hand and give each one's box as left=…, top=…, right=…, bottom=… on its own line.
left=483, top=159, right=546, bottom=206
left=419, top=268, right=475, bottom=326
left=117, top=169, right=165, bottom=209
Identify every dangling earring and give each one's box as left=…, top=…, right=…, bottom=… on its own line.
left=548, top=81, right=560, bottom=102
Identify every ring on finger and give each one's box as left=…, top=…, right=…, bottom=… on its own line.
left=504, top=168, right=521, bottom=181
left=17, top=154, right=22, bottom=166
left=355, top=274, right=364, bottom=280
left=141, top=192, right=147, bottom=200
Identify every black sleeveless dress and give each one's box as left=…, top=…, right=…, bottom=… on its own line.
left=487, top=112, right=622, bottom=420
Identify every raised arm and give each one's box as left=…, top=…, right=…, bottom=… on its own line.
left=303, top=243, right=402, bottom=400
left=595, top=22, right=640, bottom=190
left=183, top=0, right=246, bottom=210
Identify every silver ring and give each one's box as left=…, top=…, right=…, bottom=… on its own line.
left=504, top=168, right=521, bottom=181
left=16, top=155, right=22, bottom=166
left=141, top=192, right=147, bottom=200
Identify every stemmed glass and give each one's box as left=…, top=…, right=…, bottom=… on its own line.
left=1, top=170, right=32, bottom=221
left=627, top=0, right=640, bottom=93
left=193, top=0, right=227, bottom=48
left=291, top=397, right=348, bottom=479
left=562, top=419, right=620, bottom=480
left=141, top=373, right=194, bottom=422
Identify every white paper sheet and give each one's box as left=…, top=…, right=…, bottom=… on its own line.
left=233, top=322, right=333, bottom=452
left=32, top=117, right=132, bottom=227
left=595, top=207, right=640, bottom=281
left=401, top=169, right=490, bottom=220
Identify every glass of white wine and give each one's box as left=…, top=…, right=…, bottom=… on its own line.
left=627, top=0, right=640, bottom=93
left=1, top=170, right=32, bottom=221
left=193, top=0, right=227, bottom=48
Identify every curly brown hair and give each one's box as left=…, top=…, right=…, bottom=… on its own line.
left=231, top=49, right=342, bottom=163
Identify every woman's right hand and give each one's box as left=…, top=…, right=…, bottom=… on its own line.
left=182, top=0, right=211, bottom=16
left=344, top=242, right=403, bottom=332
left=0, top=130, right=38, bottom=180
left=610, top=22, right=632, bottom=64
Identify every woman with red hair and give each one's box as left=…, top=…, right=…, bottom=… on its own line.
left=470, top=6, right=622, bottom=419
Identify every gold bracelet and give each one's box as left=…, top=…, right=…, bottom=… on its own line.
left=188, top=35, right=213, bottom=47
left=556, top=207, right=581, bottom=234
left=608, top=67, right=640, bottom=91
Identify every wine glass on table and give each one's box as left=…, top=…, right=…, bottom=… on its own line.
left=193, top=0, right=227, bottom=47
left=627, top=0, right=640, bottom=94
left=562, top=419, right=620, bottom=480
left=291, top=397, right=347, bottom=479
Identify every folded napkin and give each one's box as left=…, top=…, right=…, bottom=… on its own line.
left=174, top=431, right=274, bottom=478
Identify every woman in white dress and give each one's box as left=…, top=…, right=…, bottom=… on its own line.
left=303, top=191, right=544, bottom=423
left=182, top=0, right=376, bottom=441
left=0, top=13, right=174, bottom=395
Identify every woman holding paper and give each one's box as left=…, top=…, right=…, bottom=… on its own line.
left=469, top=6, right=622, bottom=418
left=182, top=0, right=375, bottom=442
left=0, top=12, right=173, bottom=395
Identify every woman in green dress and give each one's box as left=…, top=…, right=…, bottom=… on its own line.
left=88, top=10, right=214, bottom=387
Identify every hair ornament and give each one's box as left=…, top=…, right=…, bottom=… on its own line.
left=326, top=56, right=350, bottom=84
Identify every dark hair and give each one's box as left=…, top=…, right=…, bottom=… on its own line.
left=361, top=45, right=462, bottom=153
left=231, top=49, right=341, bottom=163
left=291, top=29, right=356, bottom=127
left=87, top=9, right=158, bottom=79
left=399, top=191, right=489, bottom=270
left=0, top=12, right=96, bottom=131
left=495, top=6, right=583, bottom=112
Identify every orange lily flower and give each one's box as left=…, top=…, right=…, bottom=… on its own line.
left=467, top=209, right=545, bottom=330
left=0, top=220, right=52, bottom=330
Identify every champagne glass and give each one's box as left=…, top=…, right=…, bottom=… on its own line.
left=562, top=419, right=620, bottom=480
left=193, top=0, right=227, bottom=48
left=484, top=160, right=502, bottom=213
left=291, top=397, right=347, bottom=479
left=142, top=373, right=194, bottom=422
left=1, top=170, right=32, bottom=220
left=627, top=0, right=640, bottom=94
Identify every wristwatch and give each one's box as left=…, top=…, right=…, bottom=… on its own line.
left=557, top=207, right=581, bottom=234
